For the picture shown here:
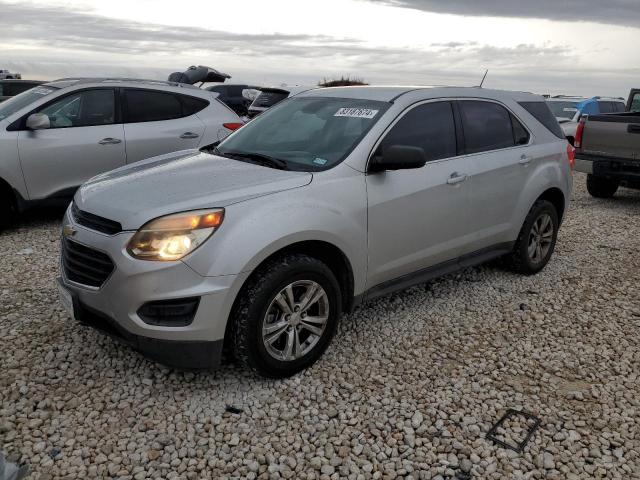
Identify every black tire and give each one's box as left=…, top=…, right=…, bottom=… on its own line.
left=507, top=200, right=559, bottom=275
left=232, top=253, right=342, bottom=378
left=586, top=175, right=618, bottom=198
left=0, top=186, right=16, bottom=229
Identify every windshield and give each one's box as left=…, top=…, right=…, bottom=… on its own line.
left=0, top=86, right=57, bottom=121
left=546, top=100, right=580, bottom=120
left=217, top=96, right=391, bottom=171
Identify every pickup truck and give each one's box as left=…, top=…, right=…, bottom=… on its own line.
left=575, top=89, right=640, bottom=197
left=0, top=69, right=21, bottom=80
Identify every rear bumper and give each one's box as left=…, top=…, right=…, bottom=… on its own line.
left=575, top=153, right=640, bottom=183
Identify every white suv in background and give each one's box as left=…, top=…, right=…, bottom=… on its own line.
left=0, top=78, right=243, bottom=224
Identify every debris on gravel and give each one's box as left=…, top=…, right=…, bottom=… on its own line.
left=1, top=174, right=639, bottom=479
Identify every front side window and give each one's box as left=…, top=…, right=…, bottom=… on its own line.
left=124, top=89, right=182, bottom=123
left=459, top=101, right=517, bottom=154
left=39, top=89, right=115, bottom=128
left=217, top=97, right=391, bottom=171
left=631, top=93, right=640, bottom=113
left=378, top=101, right=457, bottom=162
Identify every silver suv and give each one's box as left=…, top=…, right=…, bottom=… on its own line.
left=58, top=86, right=573, bottom=378
left=0, top=78, right=242, bottom=224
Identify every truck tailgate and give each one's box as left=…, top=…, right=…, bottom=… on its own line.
left=581, top=114, right=640, bottom=161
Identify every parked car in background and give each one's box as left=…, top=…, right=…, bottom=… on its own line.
left=58, top=86, right=572, bottom=377
left=575, top=88, right=640, bottom=198
left=205, top=84, right=259, bottom=116
left=247, top=86, right=314, bottom=118
left=0, top=69, right=22, bottom=80
left=546, top=95, right=626, bottom=144
left=0, top=78, right=243, bottom=225
left=0, top=80, right=44, bottom=102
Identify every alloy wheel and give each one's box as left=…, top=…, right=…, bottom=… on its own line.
left=527, top=213, right=554, bottom=263
left=262, top=280, right=330, bottom=362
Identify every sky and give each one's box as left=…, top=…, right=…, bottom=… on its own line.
left=2, top=0, right=639, bottom=97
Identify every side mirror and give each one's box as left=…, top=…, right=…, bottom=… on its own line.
left=26, top=113, right=50, bottom=130
left=369, top=145, right=428, bottom=172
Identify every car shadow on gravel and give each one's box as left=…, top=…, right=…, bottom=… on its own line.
left=2, top=206, right=67, bottom=233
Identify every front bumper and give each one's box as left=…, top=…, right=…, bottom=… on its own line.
left=58, top=208, right=249, bottom=369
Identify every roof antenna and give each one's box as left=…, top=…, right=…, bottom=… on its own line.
left=479, top=69, right=488, bottom=88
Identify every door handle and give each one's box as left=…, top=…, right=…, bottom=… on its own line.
left=180, top=132, right=200, bottom=139
left=628, top=124, right=640, bottom=134
left=98, top=137, right=122, bottom=145
left=519, top=154, right=532, bottom=165
left=446, top=172, right=468, bottom=185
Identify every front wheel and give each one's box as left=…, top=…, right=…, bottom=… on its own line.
left=507, top=200, right=559, bottom=275
left=586, top=175, right=618, bottom=198
left=232, top=254, right=342, bottom=378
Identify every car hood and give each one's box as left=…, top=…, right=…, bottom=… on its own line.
left=74, top=149, right=312, bottom=230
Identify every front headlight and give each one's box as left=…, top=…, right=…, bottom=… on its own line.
left=127, top=209, right=224, bottom=261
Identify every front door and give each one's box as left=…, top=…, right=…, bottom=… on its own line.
left=366, top=101, right=472, bottom=289
left=18, top=88, right=126, bottom=200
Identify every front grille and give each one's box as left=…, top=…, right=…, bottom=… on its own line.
left=71, top=203, right=122, bottom=235
left=62, top=238, right=114, bottom=288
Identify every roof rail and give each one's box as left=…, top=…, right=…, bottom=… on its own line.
left=49, top=77, right=200, bottom=89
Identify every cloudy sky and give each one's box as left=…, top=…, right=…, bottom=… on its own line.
left=2, top=0, right=639, bottom=96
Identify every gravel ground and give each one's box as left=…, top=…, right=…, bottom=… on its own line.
left=1, top=172, right=639, bottom=480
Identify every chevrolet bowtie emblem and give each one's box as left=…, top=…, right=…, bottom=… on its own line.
left=63, top=224, right=76, bottom=237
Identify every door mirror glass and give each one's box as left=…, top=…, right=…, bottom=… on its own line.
left=26, top=113, right=50, bottom=130
left=369, top=145, right=428, bottom=172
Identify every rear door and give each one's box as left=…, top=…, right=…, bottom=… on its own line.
left=366, top=101, right=472, bottom=288
left=458, top=100, right=532, bottom=250
left=122, top=89, right=207, bottom=163
left=17, top=88, right=126, bottom=200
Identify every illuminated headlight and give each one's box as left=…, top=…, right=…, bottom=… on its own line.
left=127, top=209, right=224, bottom=261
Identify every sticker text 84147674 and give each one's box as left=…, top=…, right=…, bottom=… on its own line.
left=334, top=107, right=379, bottom=119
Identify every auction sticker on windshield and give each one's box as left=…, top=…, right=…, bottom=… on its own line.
left=334, top=107, right=379, bottom=119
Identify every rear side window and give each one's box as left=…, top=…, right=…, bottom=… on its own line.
left=124, top=89, right=182, bottom=123
left=612, top=102, right=626, bottom=113
left=518, top=101, right=565, bottom=139
left=180, top=95, right=208, bottom=116
left=379, top=101, right=457, bottom=162
left=459, top=101, right=516, bottom=153
left=598, top=101, right=613, bottom=114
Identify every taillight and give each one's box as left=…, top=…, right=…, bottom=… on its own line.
left=566, top=143, right=575, bottom=170
left=574, top=116, right=586, bottom=148
left=223, top=122, right=243, bottom=131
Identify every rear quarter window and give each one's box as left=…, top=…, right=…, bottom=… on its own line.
left=180, top=95, right=209, bottom=116
left=518, top=101, right=565, bottom=139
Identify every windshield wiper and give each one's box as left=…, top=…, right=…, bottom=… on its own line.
left=216, top=149, right=290, bottom=170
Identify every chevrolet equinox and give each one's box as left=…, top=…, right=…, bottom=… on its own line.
left=58, top=86, right=573, bottom=378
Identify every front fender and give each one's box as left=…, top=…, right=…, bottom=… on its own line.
left=183, top=167, right=368, bottom=294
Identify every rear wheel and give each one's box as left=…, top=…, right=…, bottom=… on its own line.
left=232, top=253, right=342, bottom=378
left=586, top=175, right=618, bottom=198
left=507, top=200, right=559, bottom=275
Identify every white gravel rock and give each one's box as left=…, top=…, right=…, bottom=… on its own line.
left=1, top=173, right=640, bottom=479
